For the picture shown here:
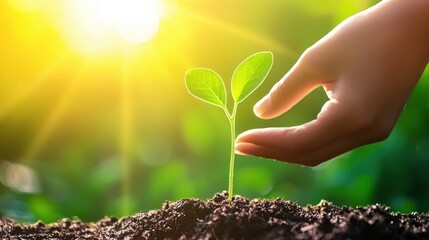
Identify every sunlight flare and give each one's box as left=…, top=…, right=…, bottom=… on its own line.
left=105, top=0, right=162, bottom=44
left=63, top=0, right=164, bottom=53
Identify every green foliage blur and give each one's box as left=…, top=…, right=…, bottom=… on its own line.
left=1, top=0, right=429, bottom=223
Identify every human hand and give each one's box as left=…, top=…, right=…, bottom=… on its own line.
left=235, top=0, right=429, bottom=166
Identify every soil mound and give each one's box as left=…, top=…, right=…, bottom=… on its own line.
left=1, top=192, right=428, bottom=239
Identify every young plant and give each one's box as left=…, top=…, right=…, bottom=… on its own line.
left=184, top=51, right=273, bottom=200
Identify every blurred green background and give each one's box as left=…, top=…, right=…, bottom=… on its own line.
left=1, top=0, right=428, bottom=223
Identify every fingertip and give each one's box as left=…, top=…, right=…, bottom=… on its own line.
left=235, top=129, right=261, bottom=143
left=253, top=95, right=271, bottom=118
left=235, top=131, right=249, bottom=143
left=256, top=61, right=322, bottom=119
left=234, top=142, right=252, bottom=156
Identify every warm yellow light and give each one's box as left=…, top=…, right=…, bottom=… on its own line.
left=7, top=0, right=43, bottom=12
left=62, top=0, right=163, bottom=54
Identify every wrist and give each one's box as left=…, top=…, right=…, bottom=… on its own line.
left=385, top=0, right=429, bottom=57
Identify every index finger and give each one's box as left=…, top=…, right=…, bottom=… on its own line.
left=236, top=100, right=357, bottom=154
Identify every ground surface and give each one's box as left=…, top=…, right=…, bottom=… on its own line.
left=1, top=192, right=428, bottom=239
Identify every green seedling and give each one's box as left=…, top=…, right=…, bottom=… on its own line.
left=185, top=51, right=273, bottom=200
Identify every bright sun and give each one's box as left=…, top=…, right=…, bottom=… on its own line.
left=102, top=0, right=162, bottom=44
left=64, top=0, right=164, bottom=53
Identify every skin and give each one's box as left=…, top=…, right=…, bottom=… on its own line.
left=235, top=0, right=429, bottom=166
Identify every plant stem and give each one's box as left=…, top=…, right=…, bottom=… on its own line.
left=228, top=103, right=238, bottom=200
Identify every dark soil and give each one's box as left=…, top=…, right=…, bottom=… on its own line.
left=1, top=192, right=428, bottom=240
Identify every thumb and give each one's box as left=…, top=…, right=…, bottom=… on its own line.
left=254, top=57, right=323, bottom=119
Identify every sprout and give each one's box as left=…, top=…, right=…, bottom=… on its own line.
left=185, top=51, right=273, bottom=200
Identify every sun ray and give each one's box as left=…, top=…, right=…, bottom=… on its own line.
left=0, top=54, right=71, bottom=122
left=20, top=64, right=86, bottom=163
left=119, top=51, right=134, bottom=216
left=179, top=7, right=297, bottom=57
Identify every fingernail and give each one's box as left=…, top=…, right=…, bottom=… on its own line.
left=254, top=96, right=271, bottom=117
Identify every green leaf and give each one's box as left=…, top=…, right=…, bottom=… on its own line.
left=185, top=68, right=227, bottom=109
left=231, top=51, right=273, bottom=103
